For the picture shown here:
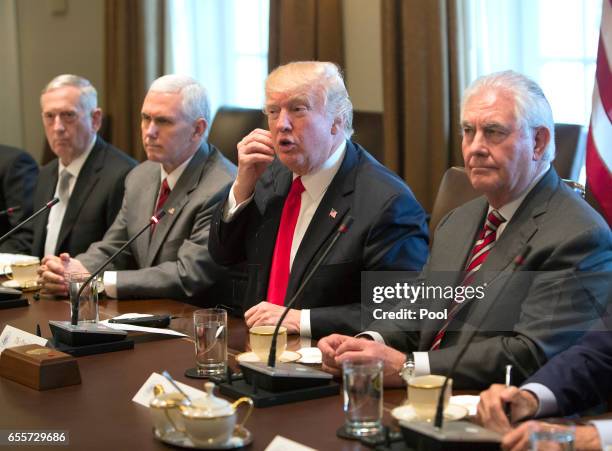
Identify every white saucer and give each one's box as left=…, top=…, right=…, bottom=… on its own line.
left=154, top=426, right=252, bottom=449
left=391, top=403, right=468, bottom=423
left=236, top=350, right=301, bottom=363
left=2, top=280, right=40, bottom=292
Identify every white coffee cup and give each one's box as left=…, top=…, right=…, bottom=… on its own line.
left=4, top=257, right=40, bottom=288
left=407, top=374, right=452, bottom=421
left=248, top=325, right=287, bottom=362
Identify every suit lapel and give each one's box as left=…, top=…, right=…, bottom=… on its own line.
left=145, top=146, right=209, bottom=266
left=284, top=142, right=357, bottom=303
left=33, top=163, right=59, bottom=256
left=55, top=139, right=105, bottom=253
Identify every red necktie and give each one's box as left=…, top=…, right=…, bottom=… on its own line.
left=152, top=178, right=170, bottom=233
left=267, top=177, right=305, bottom=305
left=430, top=209, right=506, bottom=350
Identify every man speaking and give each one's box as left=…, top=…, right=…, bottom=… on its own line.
left=209, top=61, right=429, bottom=338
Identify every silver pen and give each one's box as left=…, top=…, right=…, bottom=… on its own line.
left=504, top=365, right=512, bottom=421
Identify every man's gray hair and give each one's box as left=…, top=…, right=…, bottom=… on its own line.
left=149, top=74, right=211, bottom=136
left=461, top=70, right=556, bottom=161
left=42, top=74, right=98, bottom=112
left=266, top=61, right=354, bottom=138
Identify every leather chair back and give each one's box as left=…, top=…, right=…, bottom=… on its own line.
left=208, top=106, right=266, bottom=165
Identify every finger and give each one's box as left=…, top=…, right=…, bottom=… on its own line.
left=321, top=362, right=342, bottom=377
left=335, top=338, right=371, bottom=355
left=244, top=305, right=259, bottom=320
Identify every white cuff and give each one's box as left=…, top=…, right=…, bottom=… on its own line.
left=520, top=382, right=557, bottom=417
left=103, top=271, right=117, bottom=299
left=589, top=420, right=612, bottom=448
left=357, top=331, right=386, bottom=343
left=413, top=352, right=431, bottom=377
left=222, top=183, right=254, bottom=222
left=299, top=309, right=311, bottom=337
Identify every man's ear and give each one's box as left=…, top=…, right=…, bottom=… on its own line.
left=532, top=126, right=550, bottom=161
left=193, top=118, right=207, bottom=140
left=91, top=108, right=103, bottom=133
left=331, top=116, right=342, bottom=135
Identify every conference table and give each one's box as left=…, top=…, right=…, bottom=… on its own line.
left=0, top=293, right=412, bottom=450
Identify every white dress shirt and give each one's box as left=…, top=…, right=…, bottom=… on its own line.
left=103, top=154, right=195, bottom=298
left=223, top=141, right=347, bottom=336
left=44, top=137, right=96, bottom=256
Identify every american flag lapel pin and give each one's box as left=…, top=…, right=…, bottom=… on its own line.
left=329, top=208, right=337, bottom=219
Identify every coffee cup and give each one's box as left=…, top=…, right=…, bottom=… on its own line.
left=407, top=374, right=452, bottom=421
left=248, top=325, right=287, bottom=362
left=4, top=257, right=40, bottom=288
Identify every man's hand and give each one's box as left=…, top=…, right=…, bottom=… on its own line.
left=38, top=253, right=88, bottom=296
left=477, top=384, right=539, bottom=434
left=233, top=129, right=275, bottom=203
left=317, top=334, right=406, bottom=386
left=244, top=301, right=301, bottom=334
left=501, top=421, right=601, bottom=451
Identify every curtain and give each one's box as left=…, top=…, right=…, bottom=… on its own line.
left=104, top=0, right=165, bottom=161
left=268, top=0, right=344, bottom=72
left=381, top=0, right=465, bottom=212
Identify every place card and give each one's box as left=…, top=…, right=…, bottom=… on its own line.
left=265, top=436, right=317, bottom=451
left=0, top=325, right=48, bottom=353
left=132, top=372, right=205, bottom=407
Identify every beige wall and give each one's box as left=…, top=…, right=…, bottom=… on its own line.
left=343, top=0, right=383, bottom=112
left=10, top=0, right=104, bottom=163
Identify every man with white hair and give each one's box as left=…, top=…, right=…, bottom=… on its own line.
left=209, top=61, right=429, bottom=339
left=318, top=70, right=612, bottom=389
left=39, top=74, right=236, bottom=300
left=29, top=74, right=136, bottom=258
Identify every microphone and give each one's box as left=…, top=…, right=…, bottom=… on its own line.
left=49, top=209, right=167, bottom=353
left=0, top=205, right=21, bottom=216
left=235, top=216, right=354, bottom=397
left=400, top=246, right=532, bottom=451
left=0, top=199, right=58, bottom=245
left=69, top=209, right=167, bottom=325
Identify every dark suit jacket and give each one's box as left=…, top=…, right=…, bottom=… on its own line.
left=0, top=145, right=39, bottom=253
left=77, top=144, right=237, bottom=299
left=526, top=308, right=612, bottom=415
left=209, top=140, right=429, bottom=338
left=372, top=168, right=612, bottom=389
left=28, top=136, right=136, bottom=258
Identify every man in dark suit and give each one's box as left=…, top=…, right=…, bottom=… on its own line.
left=0, top=145, right=38, bottom=253
left=318, top=70, right=612, bottom=388
left=209, top=61, right=429, bottom=339
left=28, top=74, right=136, bottom=259
left=39, top=75, right=236, bottom=300
left=477, top=308, right=612, bottom=450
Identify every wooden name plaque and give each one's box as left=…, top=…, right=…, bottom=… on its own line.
left=0, top=344, right=81, bottom=390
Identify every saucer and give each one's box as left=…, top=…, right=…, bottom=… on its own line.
left=391, top=403, right=468, bottom=423
left=2, top=280, right=40, bottom=292
left=236, top=350, right=301, bottom=363
left=154, top=426, right=252, bottom=449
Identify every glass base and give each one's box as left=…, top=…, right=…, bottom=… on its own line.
left=195, top=363, right=226, bottom=377
left=344, top=420, right=382, bottom=437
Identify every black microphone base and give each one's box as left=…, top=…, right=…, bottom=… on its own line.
left=0, top=297, right=28, bottom=309
left=399, top=420, right=501, bottom=451
left=218, top=377, right=340, bottom=407
left=49, top=321, right=132, bottom=356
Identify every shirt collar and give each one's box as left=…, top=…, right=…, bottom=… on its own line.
left=297, top=140, right=346, bottom=202
left=58, top=135, right=96, bottom=178
left=489, top=164, right=550, bottom=222
left=161, top=153, right=195, bottom=190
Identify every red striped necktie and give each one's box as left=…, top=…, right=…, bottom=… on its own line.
left=266, top=177, right=305, bottom=305
left=152, top=178, right=170, bottom=234
left=430, top=209, right=506, bottom=350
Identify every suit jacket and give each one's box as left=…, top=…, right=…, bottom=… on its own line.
left=0, top=145, right=39, bottom=253
left=28, top=136, right=136, bottom=258
left=526, top=307, right=612, bottom=416
left=372, top=168, right=612, bottom=389
left=209, top=140, right=429, bottom=338
left=77, top=143, right=237, bottom=299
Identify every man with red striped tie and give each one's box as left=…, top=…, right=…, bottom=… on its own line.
left=319, top=71, right=612, bottom=390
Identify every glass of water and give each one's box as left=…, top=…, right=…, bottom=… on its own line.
left=67, top=273, right=99, bottom=324
left=530, top=420, right=575, bottom=451
left=193, top=309, right=227, bottom=377
left=342, top=358, right=383, bottom=437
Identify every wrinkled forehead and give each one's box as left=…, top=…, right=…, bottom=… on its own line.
left=40, top=86, right=84, bottom=111
left=462, top=88, right=518, bottom=125
left=265, top=83, right=325, bottom=108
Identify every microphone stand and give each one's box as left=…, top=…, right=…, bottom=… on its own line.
left=433, top=245, right=532, bottom=429
left=267, top=216, right=354, bottom=367
left=0, top=205, right=21, bottom=216
left=70, top=209, right=167, bottom=325
left=0, top=198, right=58, bottom=245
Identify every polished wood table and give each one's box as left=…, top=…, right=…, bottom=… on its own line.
left=0, top=294, right=409, bottom=450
